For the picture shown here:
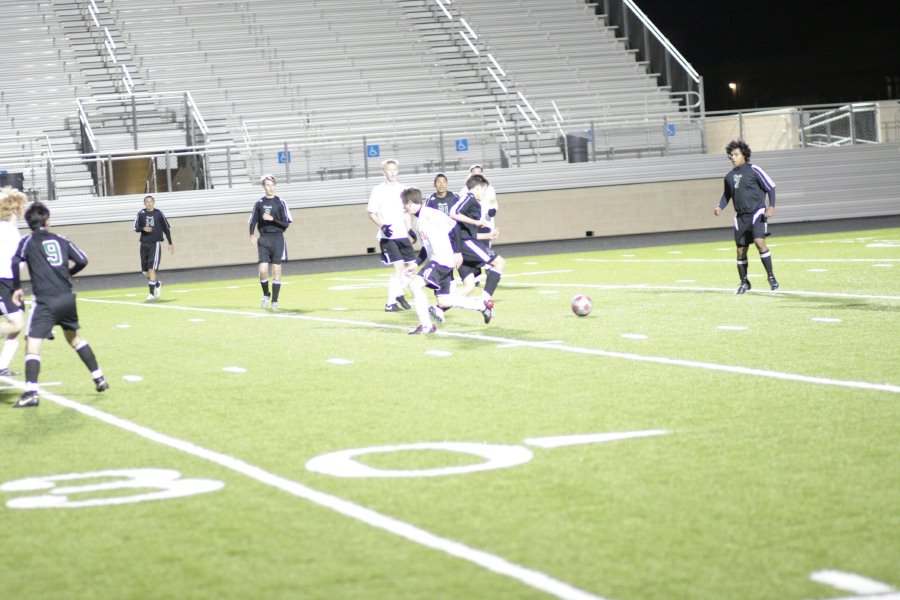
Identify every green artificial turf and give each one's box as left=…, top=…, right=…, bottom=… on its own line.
left=1, top=227, right=897, bottom=599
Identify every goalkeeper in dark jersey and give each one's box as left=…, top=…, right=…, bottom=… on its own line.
left=11, top=202, right=108, bottom=407
left=134, top=194, right=174, bottom=301
left=714, top=140, right=779, bottom=294
left=249, top=174, right=293, bottom=310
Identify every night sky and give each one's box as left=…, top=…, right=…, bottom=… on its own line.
left=635, top=1, right=900, bottom=112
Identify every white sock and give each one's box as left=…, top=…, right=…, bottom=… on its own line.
left=387, top=274, right=400, bottom=304
left=0, top=338, right=19, bottom=369
left=414, top=290, right=432, bottom=327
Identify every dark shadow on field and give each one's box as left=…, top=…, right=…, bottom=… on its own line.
left=763, top=293, right=900, bottom=313
left=74, top=215, right=900, bottom=292
left=0, top=388, right=95, bottom=436
left=611, top=287, right=899, bottom=313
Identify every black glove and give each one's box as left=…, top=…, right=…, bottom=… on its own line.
left=408, top=229, right=418, bottom=243
left=487, top=208, right=497, bottom=218
left=380, top=224, right=393, bottom=238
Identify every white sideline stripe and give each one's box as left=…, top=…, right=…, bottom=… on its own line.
left=809, top=569, right=895, bottom=594
left=525, top=430, right=668, bottom=448
left=6, top=383, right=606, bottom=600
left=503, top=282, right=900, bottom=302
left=83, top=299, right=900, bottom=395
left=0, top=381, right=61, bottom=391
left=577, top=258, right=898, bottom=263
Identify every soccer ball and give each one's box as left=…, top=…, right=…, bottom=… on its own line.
left=571, top=294, right=593, bottom=317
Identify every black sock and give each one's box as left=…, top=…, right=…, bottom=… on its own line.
left=272, top=282, right=282, bottom=302
left=760, top=251, right=774, bottom=277
left=260, top=279, right=270, bottom=297
left=25, top=354, right=41, bottom=385
left=484, top=269, right=502, bottom=296
left=74, top=340, right=99, bottom=373
left=148, top=281, right=156, bottom=295
left=737, top=260, right=748, bottom=282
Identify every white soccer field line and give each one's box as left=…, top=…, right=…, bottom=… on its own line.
left=84, top=299, right=900, bottom=394
left=576, top=257, right=898, bottom=263
left=0, top=378, right=606, bottom=600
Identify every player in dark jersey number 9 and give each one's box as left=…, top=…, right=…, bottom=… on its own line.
left=10, top=202, right=108, bottom=407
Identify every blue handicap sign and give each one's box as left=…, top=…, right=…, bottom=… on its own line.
left=277, top=151, right=291, bottom=164
left=665, top=124, right=676, bottom=137
left=367, top=144, right=381, bottom=158
left=455, top=138, right=469, bottom=152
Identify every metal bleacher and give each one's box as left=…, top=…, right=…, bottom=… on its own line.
left=2, top=0, right=703, bottom=203
left=452, top=0, right=695, bottom=160
left=107, top=0, right=694, bottom=171
left=0, top=1, right=96, bottom=196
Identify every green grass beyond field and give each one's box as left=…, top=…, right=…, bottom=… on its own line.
left=1, top=227, right=898, bottom=600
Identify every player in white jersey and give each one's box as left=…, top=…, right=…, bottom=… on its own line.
left=367, top=159, right=416, bottom=312
left=400, top=187, right=493, bottom=334
left=0, top=187, right=27, bottom=376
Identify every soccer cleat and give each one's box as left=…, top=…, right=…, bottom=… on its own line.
left=735, top=281, right=752, bottom=295
left=767, top=275, right=779, bottom=290
left=0, top=368, right=15, bottom=377
left=428, top=305, right=445, bottom=324
left=482, top=300, right=494, bottom=324
left=384, top=303, right=402, bottom=312
left=13, top=391, right=39, bottom=408
left=260, top=295, right=270, bottom=309
left=271, top=301, right=279, bottom=311
left=395, top=295, right=411, bottom=310
left=147, top=294, right=156, bottom=301
left=154, top=281, right=162, bottom=298
left=93, top=376, right=109, bottom=392
left=408, top=324, right=437, bottom=335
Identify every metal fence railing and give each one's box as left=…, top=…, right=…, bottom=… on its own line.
left=0, top=101, right=897, bottom=202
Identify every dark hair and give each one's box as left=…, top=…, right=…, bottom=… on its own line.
left=400, top=187, right=423, bottom=205
left=466, top=173, right=489, bottom=190
left=725, top=140, right=751, bottom=160
left=433, top=173, right=447, bottom=184
left=25, top=202, right=50, bottom=231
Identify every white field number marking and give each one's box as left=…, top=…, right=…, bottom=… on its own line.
left=1, top=468, right=224, bottom=509
left=306, top=431, right=668, bottom=478
left=809, top=569, right=899, bottom=598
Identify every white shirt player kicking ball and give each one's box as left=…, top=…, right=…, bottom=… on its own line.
left=400, top=187, right=494, bottom=335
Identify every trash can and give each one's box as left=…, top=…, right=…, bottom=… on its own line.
left=0, top=172, right=24, bottom=191
left=565, top=134, right=589, bottom=163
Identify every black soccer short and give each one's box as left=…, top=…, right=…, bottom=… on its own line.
left=380, top=238, right=416, bottom=265
left=139, top=241, right=162, bottom=272
left=0, top=279, right=22, bottom=317
left=27, top=292, right=80, bottom=339
left=733, top=210, right=767, bottom=247
left=257, top=233, right=287, bottom=264
left=459, top=238, right=497, bottom=279
left=418, top=262, right=454, bottom=295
